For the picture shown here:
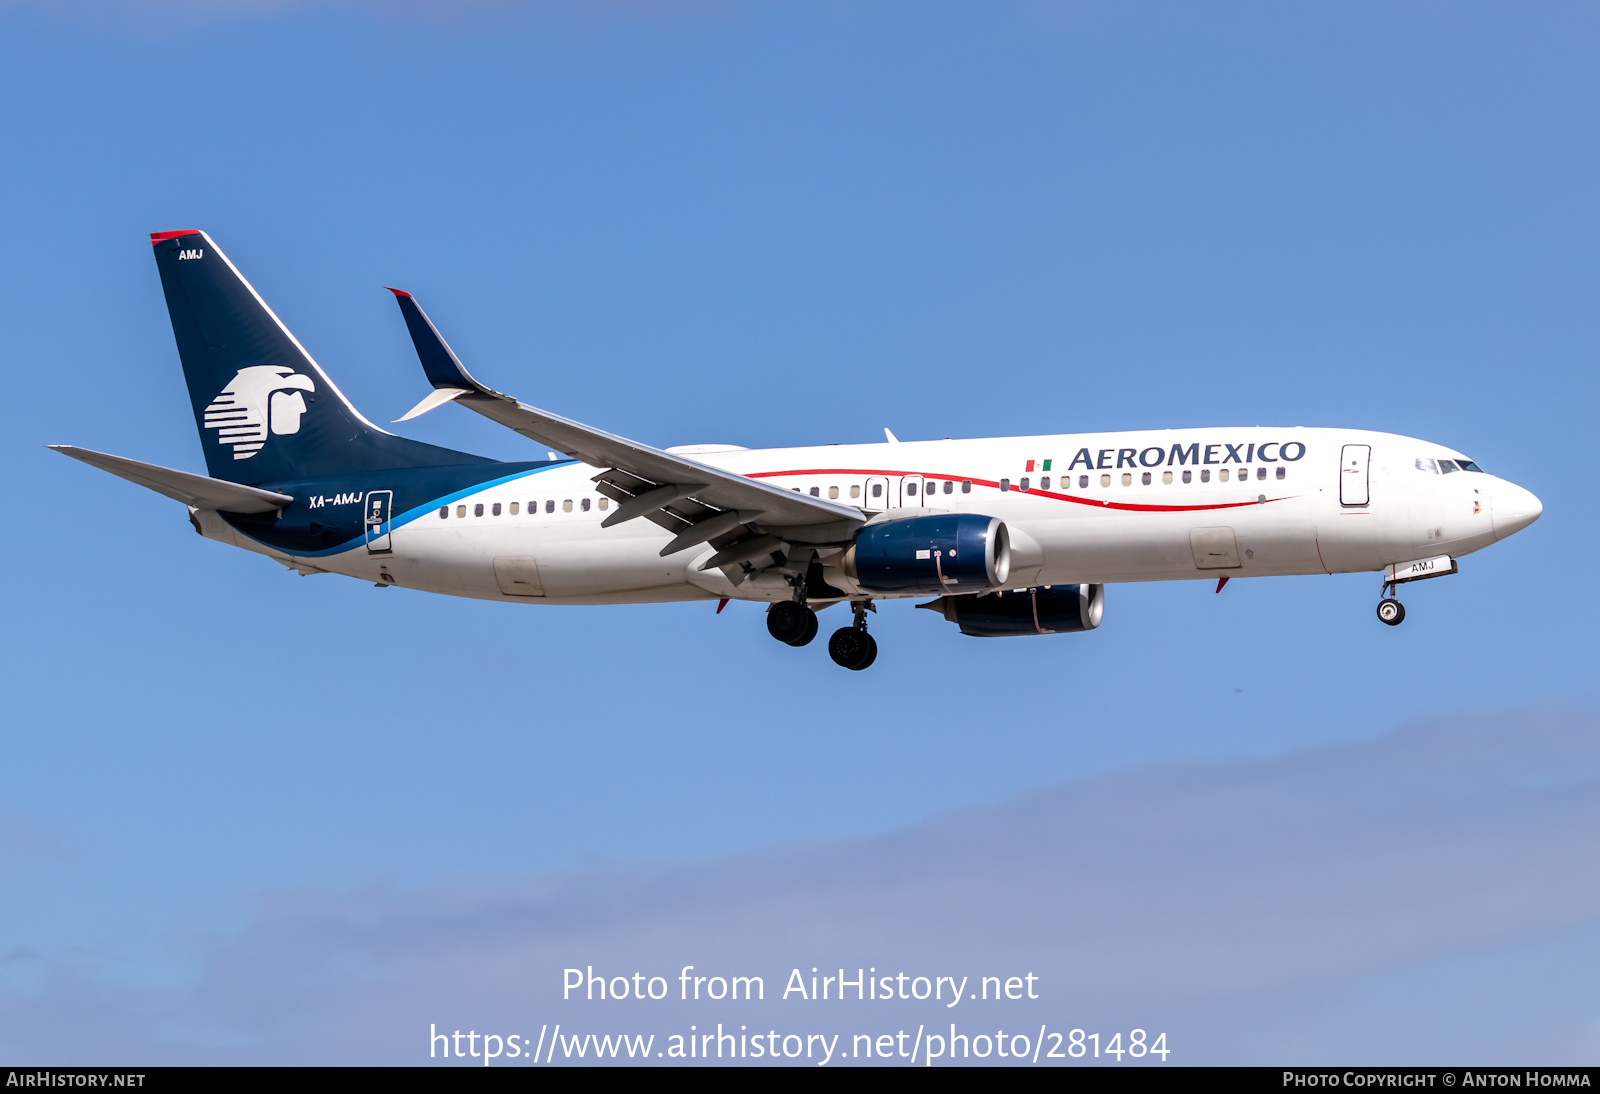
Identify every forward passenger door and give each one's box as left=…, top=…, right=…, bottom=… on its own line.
left=1340, top=445, right=1371, bottom=508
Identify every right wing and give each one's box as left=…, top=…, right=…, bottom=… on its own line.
left=49, top=445, right=294, bottom=514
left=388, top=290, right=864, bottom=579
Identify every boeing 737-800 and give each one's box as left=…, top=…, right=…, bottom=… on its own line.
left=53, top=230, right=1543, bottom=670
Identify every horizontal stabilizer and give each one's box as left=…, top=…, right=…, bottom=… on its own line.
left=49, top=445, right=294, bottom=514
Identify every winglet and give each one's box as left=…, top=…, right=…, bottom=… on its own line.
left=395, top=386, right=470, bottom=422
left=387, top=288, right=492, bottom=394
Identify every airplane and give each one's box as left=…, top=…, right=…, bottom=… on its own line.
left=52, top=230, right=1543, bottom=670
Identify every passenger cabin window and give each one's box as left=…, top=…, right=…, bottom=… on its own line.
left=581, top=498, right=591, bottom=511
left=456, top=505, right=467, bottom=518
left=999, top=479, right=1010, bottom=492
left=1121, top=473, right=1132, bottom=486
left=943, top=480, right=953, bottom=494
left=924, top=480, right=935, bottom=495
left=829, top=486, right=839, bottom=499
left=1200, top=469, right=1210, bottom=483
left=1079, top=475, right=1089, bottom=488
left=1019, top=478, right=1030, bottom=492
left=850, top=485, right=861, bottom=499
left=906, top=482, right=918, bottom=496
left=491, top=502, right=501, bottom=516
left=1039, top=476, right=1050, bottom=490
left=1141, top=472, right=1151, bottom=485
left=872, top=484, right=883, bottom=498
left=510, top=502, right=519, bottom=515
left=545, top=500, right=555, bottom=513
left=1257, top=467, right=1266, bottom=481
left=809, top=486, right=820, bottom=497
left=1219, top=469, right=1229, bottom=482
left=439, top=506, right=449, bottom=518
left=563, top=499, right=573, bottom=513
left=1276, top=467, right=1286, bottom=480
left=961, top=481, right=972, bottom=493
left=474, top=503, right=484, bottom=517
left=1181, top=470, right=1192, bottom=483
left=1100, top=474, right=1110, bottom=487
left=598, top=498, right=609, bottom=510
left=1162, top=471, right=1173, bottom=484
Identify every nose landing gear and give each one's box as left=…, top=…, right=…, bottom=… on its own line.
left=828, top=601, right=878, bottom=671
left=1376, top=581, right=1406, bottom=626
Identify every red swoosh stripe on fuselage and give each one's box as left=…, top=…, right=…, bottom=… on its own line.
left=745, top=468, right=1290, bottom=513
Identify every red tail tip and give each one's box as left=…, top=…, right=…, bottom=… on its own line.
left=385, top=287, right=413, bottom=298
left=149, top=229, right=200, bottom=244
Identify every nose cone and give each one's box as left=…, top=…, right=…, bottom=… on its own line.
left=1493, top=482, right=1543, bottom=541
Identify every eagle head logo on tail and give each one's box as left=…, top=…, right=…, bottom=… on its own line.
left=203, top=365, right=316, bottom=459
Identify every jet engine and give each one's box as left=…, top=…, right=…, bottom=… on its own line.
left=918, top=584, right=1105, bottom=637
left=841, top=514, right=1010, bottom=594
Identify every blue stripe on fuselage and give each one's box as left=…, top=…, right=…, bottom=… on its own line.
left=221, top=460, right=578, bottom=558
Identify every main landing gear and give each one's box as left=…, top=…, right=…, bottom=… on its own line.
left=827, top=601, right=878, bottom=671
left=1376, top=581, right=1406, bottom=626
left=766, top=600, right=818, bottom=646
left=765, top=598, right=878, bottom=669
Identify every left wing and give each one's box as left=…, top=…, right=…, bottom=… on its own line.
left=387, top=290, right=863, bottom=578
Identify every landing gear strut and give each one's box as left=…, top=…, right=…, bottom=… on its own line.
left=1376, top=581, right=1405, bottom=626
left=828, top=601, right=878, bottom=670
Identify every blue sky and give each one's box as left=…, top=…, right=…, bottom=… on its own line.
left=1, top=0, right=1596, bottom=1063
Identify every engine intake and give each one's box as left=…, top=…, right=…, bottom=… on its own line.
left=918, top=584, right=1105, bottom=637
left=842, top=514, right=1010, bottom=594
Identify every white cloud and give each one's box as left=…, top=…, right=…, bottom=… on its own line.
left=5, top=707, right=1599, bottom=1064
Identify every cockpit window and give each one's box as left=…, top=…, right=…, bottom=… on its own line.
left=1415, top=458, right=1438, bottom=474
left=1457, top=459, right=1484, bottom=472
left=1438, top=459, right=1460, bottom=473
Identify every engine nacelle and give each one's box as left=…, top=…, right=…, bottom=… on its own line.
left=842, top=514, right=1010, bottom=595
left=919, top=584, right=1105, bottom=637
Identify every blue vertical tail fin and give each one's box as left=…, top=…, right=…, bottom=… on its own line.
left=150, top=230, right=490, bottom=484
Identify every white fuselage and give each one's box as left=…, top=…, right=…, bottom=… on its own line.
left=197, top=427, right=1542, bottom=605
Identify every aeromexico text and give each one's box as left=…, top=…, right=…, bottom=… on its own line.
left=1054, top=440, right=1307, bottom=471
left=564, top=966, right=1038, bottom=1006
